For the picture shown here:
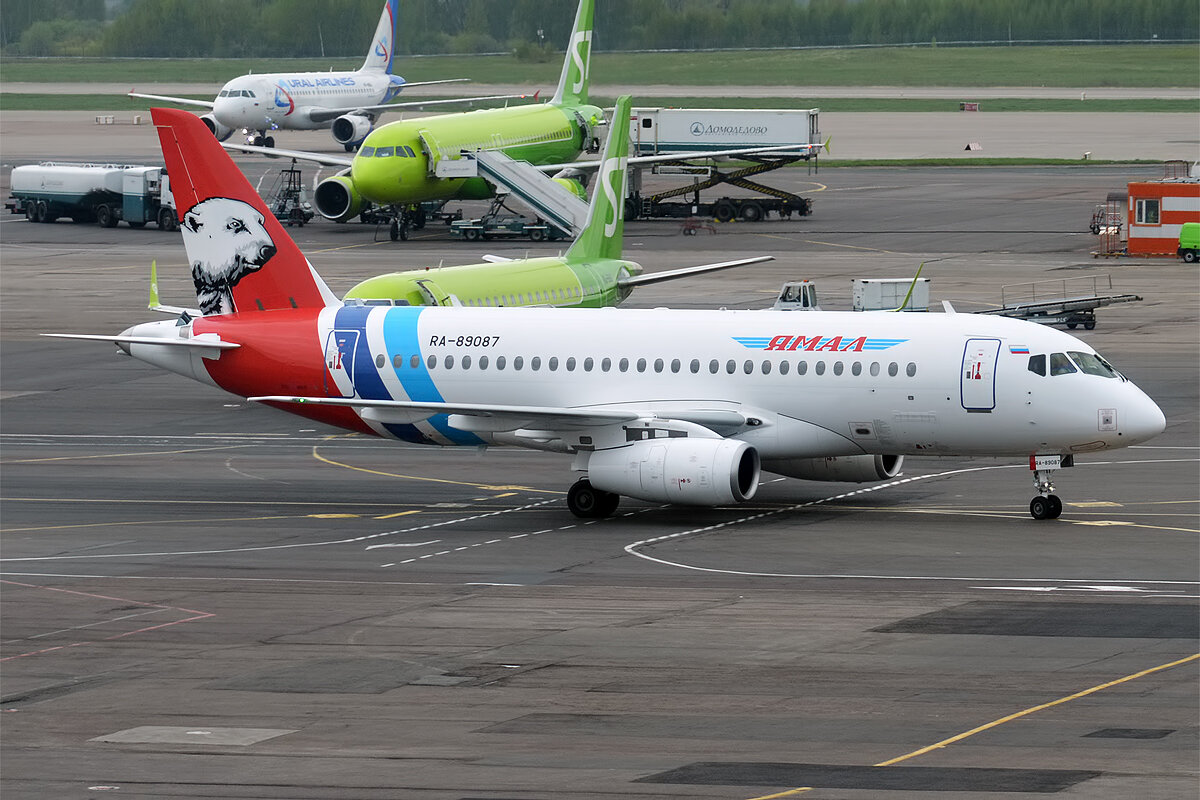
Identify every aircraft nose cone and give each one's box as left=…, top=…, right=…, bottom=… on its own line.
left=1124, top=392, right=1166, bottom=445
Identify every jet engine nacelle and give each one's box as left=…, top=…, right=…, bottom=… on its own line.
left=330, top=114, right=374, bottom=147
left=764, top=454, right=903, bottom=483
left=200, top=114, right=233, bottom=142
left=314, top=174, right=367, bottom=223
left=552, top=177, right=588, bottom=201
left=587, top=438, right=760, bottom=506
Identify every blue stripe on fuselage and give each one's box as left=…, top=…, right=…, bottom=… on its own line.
left=382, top=307, right=483, bottom=446
left=331, top=304, right=428, bottom=444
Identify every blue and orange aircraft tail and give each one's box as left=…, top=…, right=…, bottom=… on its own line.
left=153, top=107, right=337, bottom=316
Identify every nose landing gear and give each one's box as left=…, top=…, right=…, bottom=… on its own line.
left=1028, top=454, right=1072, bottom=519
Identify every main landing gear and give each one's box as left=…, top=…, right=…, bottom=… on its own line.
left=383, top=205, right=427, bottom=241
left=245, top=129, right=276, bottom=148
left=567, top=479, right=620, bottom=519
left=1028, top=455, right=1072, bottom=520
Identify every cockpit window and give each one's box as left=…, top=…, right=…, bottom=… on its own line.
left=1068, top=351, right=1119, bottom=378
left=218, top=90, right=229, bottom=97
left=1049, top=352, right=1077, bottom=376
left=359, top=146, right=375, bottom=157
left=1027, top=354, right=1046, bottom=376
left=375, top=146, right=394, bottom=158
left=244, top=90, right=256, bottom=98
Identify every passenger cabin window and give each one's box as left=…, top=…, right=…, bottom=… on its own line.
left=1027, top=354, right=1046, bottom=376
left=1049, top=352, right=1076, bottom=376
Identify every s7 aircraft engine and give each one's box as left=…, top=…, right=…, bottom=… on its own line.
left=331, top=114, right=374, bottom=147
left=587, top=438, right=760, bottom=506
left=552, top=177, right=588, bottom=201
left=763, top=454, right=903, bottom=483
left=314, top=174, right=368, bottom=222
left=200, top=114, right=233, bottom=142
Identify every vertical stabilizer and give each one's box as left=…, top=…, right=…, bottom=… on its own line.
left=360, top=0, right=398, bottom=73
left=566, top=95, right=630, bottom=262
left=152, top=107, right=337, bottom=315
left=550, top=0, right=594, bottom=106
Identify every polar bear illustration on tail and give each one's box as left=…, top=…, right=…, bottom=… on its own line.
left=180, top=197, right=277, bottom=315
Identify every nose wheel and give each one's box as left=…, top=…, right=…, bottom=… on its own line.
left=1030, top=493, right=1063, bottom=520
left=1029, top=467, right=1063, bottom=520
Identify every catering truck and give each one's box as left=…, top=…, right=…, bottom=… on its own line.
left=7, top=162, right=178, bottom=230
left=624, top=107, right=820, bottom=222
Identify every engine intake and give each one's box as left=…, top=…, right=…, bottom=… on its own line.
left=200, top=114, right=233, bottom=142
left=331, top=114, right=373, bottom=146
left=587, top=438, right=759, bottom=506
left=764, top=454, right=903, bottom=483
left=314, top=175, right=367, bottom=222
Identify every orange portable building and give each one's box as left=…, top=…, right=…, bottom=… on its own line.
left=1126, top=179, right=1200, bottom=256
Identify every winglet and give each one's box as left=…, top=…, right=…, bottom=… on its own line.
left=148, top=260, right=161, bottom=310
left=893, top=261, right=925, bottom=312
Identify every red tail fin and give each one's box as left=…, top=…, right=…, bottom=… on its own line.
left=152, top=108, right=334, bottom=315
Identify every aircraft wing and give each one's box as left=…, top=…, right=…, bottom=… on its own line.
left=304, top=91, right=538, bottom=124
left=618, top=256, right=774, bottom=289
left=128, top=91, right=215, bottom=110
left=221, top=143, right=355, bottom=168
left=249, top=396, right=751, bottom=434
left=536, top=142, right=824, bottom=174
left=250, top=396, right=640, bottom=430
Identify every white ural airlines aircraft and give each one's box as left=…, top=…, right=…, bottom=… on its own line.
left=129, top=0, right=476, bottom=150
left=49, top=105, right=1167, bottom=521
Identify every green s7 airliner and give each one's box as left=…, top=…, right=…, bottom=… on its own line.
left=343, top=96, right=771, bottom=309
left=231, top=0, right=604, bottom=228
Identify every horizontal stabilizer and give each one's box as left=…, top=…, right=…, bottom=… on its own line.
left=42, top=333, right=239, bottom=350
left=618, top=256, right=773, bottom=289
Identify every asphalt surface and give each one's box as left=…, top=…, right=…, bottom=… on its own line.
left=3, top=107, right=1198, bottom=162
left=1, top=119, right=1197, bottom=799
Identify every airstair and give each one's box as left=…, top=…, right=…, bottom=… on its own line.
left=469, top=150, right=590, bottom=237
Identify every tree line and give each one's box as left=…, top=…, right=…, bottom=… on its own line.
left=3, top=0, right=1194, bottom=57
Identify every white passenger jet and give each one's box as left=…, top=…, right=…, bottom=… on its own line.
left=48, top=106, right=1166, bottom=521
left=128, top=0, right=473, bottom=150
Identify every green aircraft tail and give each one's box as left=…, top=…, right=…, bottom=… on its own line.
left=551, top=0, right=594, bottom=106
left=566, top=95, right=630, bottom=262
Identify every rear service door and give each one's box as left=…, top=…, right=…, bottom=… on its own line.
left=324, top=329, right=359, bottom=397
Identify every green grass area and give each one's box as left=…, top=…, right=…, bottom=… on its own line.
left=3, top=93, right=1193, bottom=114
left=595, top=96, right=1195, bottom=113
left=2, top=44, right=1195, bottom=87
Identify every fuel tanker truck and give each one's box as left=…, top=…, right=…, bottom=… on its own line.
left=7, top=162, right=178, bottom=230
